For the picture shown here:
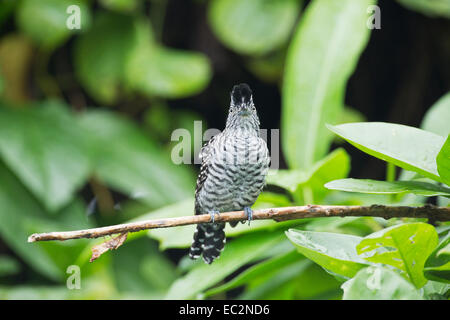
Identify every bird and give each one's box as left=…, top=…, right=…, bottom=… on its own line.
left=189, top=83, right=270, bottom=264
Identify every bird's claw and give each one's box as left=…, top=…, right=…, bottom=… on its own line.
left=209, top=210, right=220, bottom=223
left=242, top=207, right=253, bottom=226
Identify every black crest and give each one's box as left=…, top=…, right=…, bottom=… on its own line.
left=231, top=83, right=252, bottom=105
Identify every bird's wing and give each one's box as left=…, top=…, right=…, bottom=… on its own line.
left=194, top=134, right=217, bottom=214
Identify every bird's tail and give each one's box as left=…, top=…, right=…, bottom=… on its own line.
left=189, top=222, right=226, bottom=264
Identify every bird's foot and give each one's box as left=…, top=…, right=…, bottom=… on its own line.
left=242, top=207, right=253, bottom=226
left=209, top=210, right=220, bottom=223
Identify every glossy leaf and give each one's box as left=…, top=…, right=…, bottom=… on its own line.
left=342, top=266, right=423, bottom=300
left=0, top=102, right=92, bottom=211
left=325, top=178, right=450, bottom=197
left=437, top=135, right=450, bottom=186
left=286, top=229, right=370, bottom=278
left=424, top=231, right=450, bottom=283
left=328, top=122, right=446, bottom=182
left=282, top=0, right=375, bottom=170
left=79, top=110, right=195, bottom=209
left=357, top=223, right=439, bottom=288
left=166, top=231, right=285, bottom=299
left=208, top=0, right=301, bottom=55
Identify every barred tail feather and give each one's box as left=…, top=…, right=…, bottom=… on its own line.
left=189, top=222, right=226, bottom=264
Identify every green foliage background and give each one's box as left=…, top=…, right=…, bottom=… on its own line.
left=0, top=0, right=449, bottom=300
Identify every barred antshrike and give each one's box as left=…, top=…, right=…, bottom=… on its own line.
left=189, top=83, right=270, bottom=264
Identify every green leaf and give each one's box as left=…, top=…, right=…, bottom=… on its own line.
left=282, top=0, right=375, bottom=170
left=325, top=179, right=450, bottom=197
left=165, top=231, right=285, bottom=299
left=74, top=12, right=135, bottom=104
left=17, top=0, right=91, bottom=49
left=0, top=101, right=92, bottom=211
left=285, top=229, right=370, bottom=278
left=126, top=46, right=212, bottom=99
left=204, top=250, right=302, bottom=297
left=239, top=260, right=315, bottom=299
left=327, top=122, right=446, bottom=182
left=421, top=92, right=450, bottom=137
left=112, top=238, right=176, bottom=296
left=437, top=135, right=450, bottom=186
left=424, top=231, right=450, bottom=283
left=100, top=0, right=140, bottom=12
left=208, top=0, right=301, bottom=56
left=338, top=107, right=366, bottom=124
left=79, top=110, right=195, bottom=208
left=342, top=266, right=424, bottom=300
left=422, top=280, right=450, bottom=299
left=0, top=255, right=20, bottom=277
left=357, top=223, right=439, bottom=288
left=0, top=163, right=92, bottom=281
left=397, top=0, right=450, bottom=18
left=124, top=19, right=211, bottom=99
left=0, top=0, right=17, bottom=27
left=267, top=148, right=350, bottom=201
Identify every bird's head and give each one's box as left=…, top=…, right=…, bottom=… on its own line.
left=226, top=83, right=260, bottom=130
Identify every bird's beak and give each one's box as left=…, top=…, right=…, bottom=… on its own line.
left=238, top=104, right=251, bottom=116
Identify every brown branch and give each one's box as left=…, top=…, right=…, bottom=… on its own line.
left=28, top=204, right=450, bottom=243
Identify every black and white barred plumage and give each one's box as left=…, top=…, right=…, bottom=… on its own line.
left=189, top=83, right=270, bottom=264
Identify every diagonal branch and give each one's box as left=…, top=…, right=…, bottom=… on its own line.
left=28, top=204, right=450, bottom=243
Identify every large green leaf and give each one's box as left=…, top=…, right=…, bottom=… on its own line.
left=437, top=135, right=450, bottom=186
left=267, top=148, right=350, bottom=193
left=0, top=163, right=92, bottom=281
left=285, top=229, right=370, bottom=278
left=165, top=231, right=285, bottom=299
left=0, top=102, right=92, bottom=211
left=17, top=0, right=91, bottom=49
left=204, top=250, right=302, bottom=297
left=74, top=12, right=135, bottom=104
left=124, top=20, right=211, bottom=99
left=208, top=0, right=301, bottom=56
left=112, top=238, right=177, bottom=297
left=79, top=110, right=195, bottom=209
left=0, top=255, right=20, bottom=277
left=282, top=0, right=375, bottom=170
left=357, top=223, right=439, bottom=288
left=342, top=266, right=424, bottom=300
left=328, top=122, right=445, bottom=182
left=397, top=0, right=450, bottom=18
left=421, top=92, right=450, bottom=137
left=325, top=178, right=450, bottom=197
left=424, top=231, right=450, bottom=283
left=126, top=46, right=212, bottom=99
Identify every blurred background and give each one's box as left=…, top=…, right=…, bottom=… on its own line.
left=0, top=0, right=449, bottom=299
